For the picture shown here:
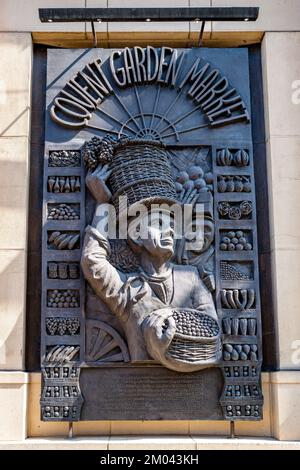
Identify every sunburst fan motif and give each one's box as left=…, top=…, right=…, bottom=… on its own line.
left=85, top=84, right=208, bottom=143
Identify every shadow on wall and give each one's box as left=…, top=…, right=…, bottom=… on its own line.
left=0, top=106, right=30, bottom=137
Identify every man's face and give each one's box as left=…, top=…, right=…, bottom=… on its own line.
left=175, top=216, right=214, bottom=265
left=129, top=210, right=175, bottom=259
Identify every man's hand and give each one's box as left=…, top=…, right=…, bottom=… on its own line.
left=86, top=164, right=112, bottom=204
left=142, top=309, right=176, bottom=362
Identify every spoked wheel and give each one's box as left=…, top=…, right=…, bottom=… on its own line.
left=85, top=319, right=130, bottom=364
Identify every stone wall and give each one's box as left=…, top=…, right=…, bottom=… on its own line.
left=0, top=33, right=32, bottom=370
left=262, top=32, right=300, bottom=440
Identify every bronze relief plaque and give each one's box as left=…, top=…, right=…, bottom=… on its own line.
left=40, top=47, right=263, bottom=421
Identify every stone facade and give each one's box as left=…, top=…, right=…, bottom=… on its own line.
left=0, top=0, right=299, bottom=448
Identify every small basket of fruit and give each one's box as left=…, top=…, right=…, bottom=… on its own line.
left=165, top=308, right=221, bottom=363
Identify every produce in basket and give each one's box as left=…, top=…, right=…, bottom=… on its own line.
left=169, top=309, right=219, bottom=338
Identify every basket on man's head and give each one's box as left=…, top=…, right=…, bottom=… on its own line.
left=82, top=135, right=179, bottom=222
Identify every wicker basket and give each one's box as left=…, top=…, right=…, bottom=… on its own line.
left=166, top=308, right=221, bottom=364
left=108, top=139, right=178, bottom=215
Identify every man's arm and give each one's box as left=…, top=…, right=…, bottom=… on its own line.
left=81, top=162, right=129, bottom=315
left=81, top=224, right=128, bottom=317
